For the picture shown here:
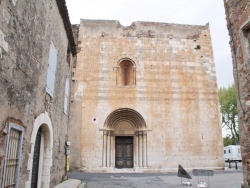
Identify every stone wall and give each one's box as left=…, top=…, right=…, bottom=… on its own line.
left=0, top=0, right=75, bottom=187
left=69, top=19, right=224, bottom=172
left=224, top=0, right=250, bottom=187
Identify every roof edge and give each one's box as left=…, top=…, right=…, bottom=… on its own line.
left=80, top=18, right=210, bottom=29
left=56, top=0, right=77, bottom=55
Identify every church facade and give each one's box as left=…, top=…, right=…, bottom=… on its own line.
left=69, top=19, right=224, bottom=172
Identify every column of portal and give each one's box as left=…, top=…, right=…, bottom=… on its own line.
left=142, top=131, right=147, bottom=167
left=137, top=132, right=140, bottom=167
left=134, top=132, right=138, bottom=167
left=102, top=131, right=107, bottom=167
left=146, top=132, right=148, bottom=167
left=110, top=131, right=115, bottom=167
left=106, top=131, right=110, bottom=167
left=139, top=131, right=143, bottom=167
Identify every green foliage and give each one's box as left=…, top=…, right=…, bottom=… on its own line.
left=218, top=84, right=239, bottom=144
left=223, top=136, right=235, bottom=146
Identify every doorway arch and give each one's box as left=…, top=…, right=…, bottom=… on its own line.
left=102, top=108, right=148, bottom=169
left=26, top=112, right=53, bottom=188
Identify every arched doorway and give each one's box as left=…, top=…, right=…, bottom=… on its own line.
left=26, top=112, right=53, bottom=188
left=31, top=127, right=42, bottom=187
left=102, top=108, right=148, bottom=169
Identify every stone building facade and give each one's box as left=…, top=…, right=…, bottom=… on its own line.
left=0, top=0, right=76, bottom=187
left=69, top=19, right=224, bottom=172
left=224, top=1, right=250, bottom=187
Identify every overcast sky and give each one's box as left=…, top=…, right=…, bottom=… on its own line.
left=66, top=0, right=234, bottom=88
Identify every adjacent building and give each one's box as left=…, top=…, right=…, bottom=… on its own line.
left=69, top=19, right=224, bottom=172
left=224, top=0, right=250, bottom=187
left=0, top=0, right=76, bottom=187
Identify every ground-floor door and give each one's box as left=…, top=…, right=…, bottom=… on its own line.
left=115, top=136, right=133, bottom=168
left=31, top=127, right=42, bottom=188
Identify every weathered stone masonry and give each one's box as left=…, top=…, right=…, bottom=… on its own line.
left=224, top=0, right=250, bottom=187
left=0, top=0, right=76, bottom=187
left=69, top=19, right=224, bottom=172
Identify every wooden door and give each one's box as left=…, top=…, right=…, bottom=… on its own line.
left=115, top=136, right=133, bottom=168
left=31, top=127, right=42, bottom=188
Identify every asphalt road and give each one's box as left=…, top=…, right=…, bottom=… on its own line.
left=68, top=163, right=243, bottom=188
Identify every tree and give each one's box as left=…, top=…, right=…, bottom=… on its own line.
left=223, top=136, right=235, bottom=146
left=218, top=84, right=239, bottom=145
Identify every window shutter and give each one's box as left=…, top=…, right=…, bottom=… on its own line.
left=64, top=78, right=70, bottom=115
left=46, top=42, right=57, bottom=97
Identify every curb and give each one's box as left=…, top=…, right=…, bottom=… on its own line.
left=78, top=182, right=87, bottom=188
left=54, top=179, right=81, bottom=188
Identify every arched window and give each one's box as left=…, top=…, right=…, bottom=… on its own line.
left=118, top=60, right=135, bottom=86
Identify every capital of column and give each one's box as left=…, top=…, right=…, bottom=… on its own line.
left=110, top=130, right=114, bottom=136
left=104, top=130, right=114, bottom=136
left=135, top=130, right=147, bottom=135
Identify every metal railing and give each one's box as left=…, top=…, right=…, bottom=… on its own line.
left=2, top=123, right=24, bottom=188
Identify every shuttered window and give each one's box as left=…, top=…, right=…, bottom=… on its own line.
left=63, top=77, right=70, bottom=115
left=46, top=42, right=58, bottom=97
left=2, top=123, right=24, bottom=188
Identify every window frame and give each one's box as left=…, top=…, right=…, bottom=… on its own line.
left=118, top=59, right=136, bottom=86
left=241, top=20, right=250, bottom=71
left=2, top=123, right=24, bottom=188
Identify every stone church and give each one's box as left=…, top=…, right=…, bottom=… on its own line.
left=69, top=19, right=224, bottom=172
